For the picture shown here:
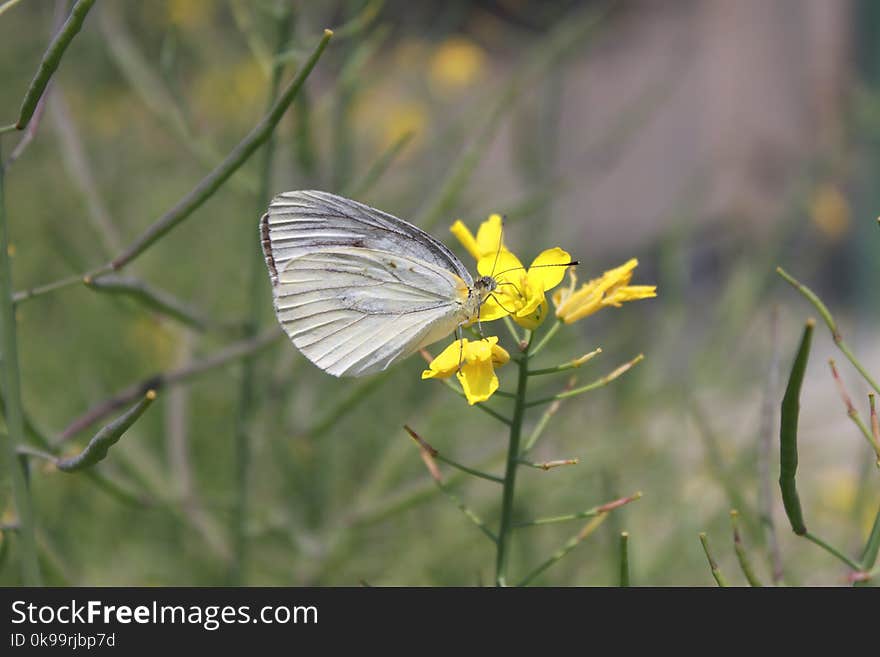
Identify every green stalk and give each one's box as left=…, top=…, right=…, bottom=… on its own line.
left=229, top=6, right=293, bottom=586
left=619, top=532, right=630, bottom=587
left=495, top=333, right=532, bottom=586
left=699, top=532, right=728, bottom=587
left=0, top=145, right=41, bottom=584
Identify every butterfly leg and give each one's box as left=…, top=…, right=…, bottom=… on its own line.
left=456, top=323, right=464, bottom=374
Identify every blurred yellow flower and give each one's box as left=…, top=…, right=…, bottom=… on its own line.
left=429, top=36, right=486, bottom=95
left=381, top=100, right=428, bottom=153
left=166, top=0, right=213, bottom=28
left=553, top=259, right=656, bottom=324
left=193, top=59, right=263, bottom=124
left=422, top=337, right=509, bottom=405
left=810, top=183, right=850, bottom=242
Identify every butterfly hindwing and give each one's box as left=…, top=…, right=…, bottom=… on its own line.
left=273, top=247, right=469, bottom=377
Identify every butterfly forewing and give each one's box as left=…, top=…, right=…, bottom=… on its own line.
left=262, top=190, right=472, bottom=286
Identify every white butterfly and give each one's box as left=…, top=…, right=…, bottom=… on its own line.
left=260, top=190, right=498, bottom=377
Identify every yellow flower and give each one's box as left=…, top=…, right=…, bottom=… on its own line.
left=428, top=36, right=486, bottom=95
left=422, top=337, right=510, bottom=405
left=810, top=183, right=850, bottom=242
left=478, top=248, right=572, bottom=329
left=450, top=214, right=505, bottom=260
left=451, top=215, right=571, bottom=329
left=553, top=259, right=656, bottom=324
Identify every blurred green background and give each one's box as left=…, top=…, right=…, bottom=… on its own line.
left=1, top=0, right=878, bottom=586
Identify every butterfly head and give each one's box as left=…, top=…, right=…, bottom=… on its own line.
left=473, top=275, right=497, bottom=299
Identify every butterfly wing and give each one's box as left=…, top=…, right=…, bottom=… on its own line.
left=273, top=247, right=470, bottom=377
left=260, top=190, right=473, bottom=287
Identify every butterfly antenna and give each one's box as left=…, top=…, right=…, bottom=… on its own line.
left=489, top=217, right=505, bottom=278
left=493, top=260, right=579, bottom=278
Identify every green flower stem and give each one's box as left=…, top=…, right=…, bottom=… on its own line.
left=529, top=318, right=562, bottom=358
left=513, top=492, right=641, bottom=528
left=230, top=8, right=295, bottom=586
left=777, top=267, right=880, bottom=395
left=516, top=515, right=608, bottom=587
left=0, top=145, right=42, bottom=585
left=803, top=532, right=861, bottom=571
left=403, top=426, right=503, bottom=484
left=730, top=510, right=763, bottom=587
left=525, top=354, right=644, bottom=408
left=619, top=532, right=630, bottom=587
left=699, top=533, right=728, bottom=587
left=501, top=315, right=524, bottom=346
left=495, top=333, right=533, bottom=585
left=11, top=0, right=96, bottom=131
left=528, top=348, right=602, bottom=376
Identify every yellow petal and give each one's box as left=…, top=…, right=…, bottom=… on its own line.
left=514, top=295, right=549, bottom=330
left=527, top=247, right=572, bottom=292
left=450, top=220, right=480, bottom=260
left=478, top=295, right=510, bottom=322
left=478, top=248, right=523, bottom=279
left=490, top=342, right=510, bottom=365
left=475, top=214, right=504, bottom=258
left=456, top=360, right=499, bottom=405
left=421, top=339, right=467, bottom=379
left=603, top=285, right=657, bottom=308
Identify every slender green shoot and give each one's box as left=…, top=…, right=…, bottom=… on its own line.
left=699, top=533, right=728, bottom=587
left=404, top=426, right=503, bottom=484
left=516, top=515, right=608, bottom=586
left=418, top=448, right=497, bottom=544
left=619, top=532, right=630, bottom=587
left=0, top=145, right=41, bottom=584
left=730, top=510, right=763, bottom=587
left=525, top=354, right=644, bottom=408
left=829, top=360, right=880, bottom=461
left=56, top=392, right=157, bottom=472
left=11, top=0, right=96, bottom=131
left=777, top=267, right=880, bottom=394
left=513, top=492, right=641, bottom=528
left=528, top=348, right=602, bottom=376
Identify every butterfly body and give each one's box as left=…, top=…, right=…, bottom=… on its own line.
left=261, top=190, right=491, bottom=377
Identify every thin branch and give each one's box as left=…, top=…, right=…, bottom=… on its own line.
left=513, top=491, right=641, bottom=528
left=730, top=510, right=763, bottom=587
left=516, top=515, right=608, bottom=586
left=777, top=267, right=880, bottom=394
left=57, top=328, right=283, bottom=442
left=699, top=532, right=728, bottom=587
left=404, top=426, right=503, bottom=484
left=829, top=360, right=880, bottom=460
left=518, top=457, right=579, bottom=471
left=525, top=354, right=644, bottom=407
left=10, top=0, right=96, bottom=131
left=418, top=448, right=497, bottom=544
left=528, top=348, right=602, bottom=376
